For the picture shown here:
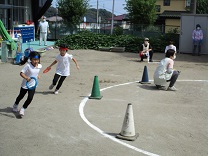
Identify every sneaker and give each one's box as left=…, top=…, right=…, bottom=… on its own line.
left=156, top=85, right=166, bottom=90
left=49, top=84, right=55, bottom=90
left=12, top=104, right=18, bottom=112
left=167, top=86, right=177, bottom=91
left=54, top=89, right=59, bottom=95
left=19, top=108, right=25, bottom=117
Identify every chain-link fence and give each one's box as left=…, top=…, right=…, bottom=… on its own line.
left=48, top=22, right=180, bottom=40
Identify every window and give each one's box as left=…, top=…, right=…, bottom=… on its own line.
left=156, top=5, right=161, bottom=12
left=186, top=0, right=191, bottom=7
left=164, top=0, right=170, bottom=6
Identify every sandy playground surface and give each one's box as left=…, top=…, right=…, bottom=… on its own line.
left=0, top=49, right=208, bottom=156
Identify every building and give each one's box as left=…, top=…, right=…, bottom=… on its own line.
left=155, top=0, right=192, bottom=32
left=107, top=14, right=130, bottom=30
left=0, top=0, right=52, bottom=30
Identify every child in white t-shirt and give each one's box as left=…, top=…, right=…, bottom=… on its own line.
left=154, top=49, right=179, bottom=91
left=13, top=51, right=42, bottom=117
left=47, top=44, right=80, bottom=94
left=165, top=40, right=177, bottom=53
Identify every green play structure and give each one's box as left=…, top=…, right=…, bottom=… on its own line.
left=0, top=19, right=17, bottom=61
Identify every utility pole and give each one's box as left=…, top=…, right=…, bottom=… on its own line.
left=194, top=0, right=197, bottom=14
left=55, top=8, right=58, bottom=40
left=191, top=0, right=197, bottom=14
left=97, top=0, right=99, bottom=33
left=111, top=0, right=115, bottom=35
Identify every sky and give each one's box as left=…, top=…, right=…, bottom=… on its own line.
left=52, top=0, right=127, bottom=15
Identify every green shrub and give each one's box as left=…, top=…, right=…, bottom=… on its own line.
left=113, top=26, right=123, bottom=36
left=55, top=31, right=179, bottom=53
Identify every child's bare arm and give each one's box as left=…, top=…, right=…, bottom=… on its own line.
left=20, top=72, right=30, bottom=82
left=48, top=60, right=57, bottom=68
left=72, top=58, right=80, bottom=70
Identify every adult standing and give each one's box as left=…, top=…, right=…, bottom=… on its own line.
left=37, top=16, right=50, bottom=46
left=192, top=24, right=203, bottom=56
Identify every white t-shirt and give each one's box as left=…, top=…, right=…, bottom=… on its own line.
left=39, top=21, right=49, bottom=33
left=154, top=58, right=174, bottom=86
left=142, top=43, right=150, bottom=56
left=165, top=45, right=177, bottom=53
left=21, top=63, right=42, bottom=89
left=55, top=53, right=73, bottom=76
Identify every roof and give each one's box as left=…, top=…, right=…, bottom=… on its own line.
left=46, top=16, right=63, bottom=22
left=108, top=14, right=129, bottom=21
left=159, top=11, right=191, bottom=18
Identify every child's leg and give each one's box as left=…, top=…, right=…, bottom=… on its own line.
left=56, top=76, right=67, bottom=90
left=15, top=88, right=27, bottom=105
left=22, top=89, right=36, bottom=109
left=149, top=50, right=153, bottom=61
left=52, top=74, right=61, bottom=85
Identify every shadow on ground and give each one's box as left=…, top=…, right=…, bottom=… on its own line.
left=0, top=107, right=21, bottom=119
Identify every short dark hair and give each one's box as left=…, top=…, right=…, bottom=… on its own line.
left=165, top=49, right=175, bottom=58
left=196, top=24, right=201, bottom=29
left=59, top=44, right=68, bottom=48
left=20, top=51, right=40, bottom=65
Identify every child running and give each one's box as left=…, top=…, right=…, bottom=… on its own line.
left=47, top=44, right=80, bottom=94
left=13, top=51, right=42, bottom=117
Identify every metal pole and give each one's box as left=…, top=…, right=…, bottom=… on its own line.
left=97, top=0, right=99, bottom=33
left=111, top=0, right=115, bottom=35
left=55, top=8, right=58, bottom=40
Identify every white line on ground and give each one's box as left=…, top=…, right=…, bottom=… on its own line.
left=79, top=80, right=208, bottom=156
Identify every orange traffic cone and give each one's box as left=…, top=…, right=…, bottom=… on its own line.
left=116, top=103, right=138, bottom=141
left=139, top=65, right=151, bottom=84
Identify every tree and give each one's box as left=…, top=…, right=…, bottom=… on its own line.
left=197, top=0, right=208, bottom=14
left=125, top=0, right=157, bottom=25
left=58, top=0, right=89, bottom=33
left=85, top=8, right=113, bottom=23
left=45, top=7, right=58, bottom=17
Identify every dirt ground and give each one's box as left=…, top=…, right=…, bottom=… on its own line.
left=0, top=49, right=208, bottom=156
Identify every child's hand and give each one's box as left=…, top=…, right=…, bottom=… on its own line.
left=76, top=65, right=80, bottom=70
left=25, top=77, right=31, bottom=82
left=37, top=75, right=40, bottom=79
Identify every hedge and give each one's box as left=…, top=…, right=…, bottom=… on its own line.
left=55, top=31, right=179, bottom=53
